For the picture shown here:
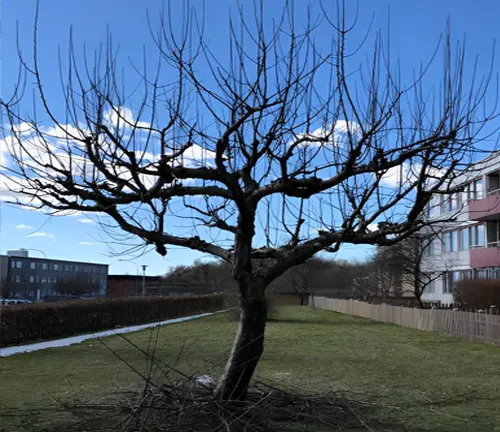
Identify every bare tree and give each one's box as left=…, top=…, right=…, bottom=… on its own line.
left=352, top=255, right=396, bottom=302
left=358, top=233, right=446, bottom=307
left=269, top=261, right=313, bottom=306
left=1, top=1, right=498, bottom=401
left=395, top=232, right=450, bottom=308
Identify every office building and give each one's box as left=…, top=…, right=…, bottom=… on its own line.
left=0, top=250, right=108, bottom=301
left=421, top=152, right=500, bottom=304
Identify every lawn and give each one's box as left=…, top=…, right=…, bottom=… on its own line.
left=1, top=307, right=499, bottom=431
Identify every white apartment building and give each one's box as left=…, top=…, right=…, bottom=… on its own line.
left=421, top=151, right=500, bottom=305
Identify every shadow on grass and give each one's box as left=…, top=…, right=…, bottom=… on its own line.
left=7, top=382, right=433, bottom=432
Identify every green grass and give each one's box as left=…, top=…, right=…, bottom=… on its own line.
left=1, top=307, right=499, bottom=431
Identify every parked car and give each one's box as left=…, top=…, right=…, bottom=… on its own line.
left=0, top=299, right=32, bottom=306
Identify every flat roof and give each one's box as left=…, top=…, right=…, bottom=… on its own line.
left=1, top=255, right=108, bottom=266
left=108, top=275, right=161, bottom=280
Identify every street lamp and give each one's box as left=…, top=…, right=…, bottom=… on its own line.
left=20, top=248, right=47, bottom=258
left=141, top=265, right=148, bottom=296
left=119, top=259, right=139, bottom=296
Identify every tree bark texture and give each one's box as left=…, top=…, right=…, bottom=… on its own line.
left=215, top=292, right=267, bottom=401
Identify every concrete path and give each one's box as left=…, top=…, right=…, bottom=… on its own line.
left=0, top=311, right=220, bottom=357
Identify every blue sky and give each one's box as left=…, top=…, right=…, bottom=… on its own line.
left=1, top=0, right=499, bottom=276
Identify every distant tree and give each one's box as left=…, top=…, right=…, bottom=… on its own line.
left=355, top=227, right=454, bottom=307
left=269, top=260, right=313, bottom=305
left=1, top=1, right=497, bottom=401
left=352, top=256, right=394, bottom=302
left=394, top=230, right=455, bottom=308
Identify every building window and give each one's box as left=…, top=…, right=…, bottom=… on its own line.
left=11, top=261, right=16, bottom=268
left=41, top=276, right=47, bottom=283
left=443, top=231, right=458, bottom=253
left=426, top=277, right=437, bottom=294
left=30, top=262, right=36, bottom=270
left=450, top=193, right=458, bottom=212
left=476, top=224, right=485, bottom=246
left=15, top=275, right=21, bottom=283
left=426, top=201, right=432, bottom=218
left=65, top=265, right=69, bottom=271
left=443, top=233, right=450, bottom=253
left=494, top=267, right=500, bottom=279
left=42, top=263, right=48, bottom=270
left=461, top=183, right=470, bottom=203
left=424, top=238, right=439, bottom=257
left=29, top=276, right=35, bottom=283
left=443, top=272, right=460, bottom=294
left=16, top=261, right=22, bottom=269
left=75, top=266, right=79, bottom=272
left=475, top=269, right=488, bottom=279
left=471, top=178, right=484, bottom=200
left=36, top=276, right=40, bottom=283
left=461, top=270, right=473, bottom=280
left=469, top=224, right=485, bottom=247
left=486, top=220, right=500, bottom=247
left=451, top=231, right=458, bottom=252
left=54, top=264, right=59, bottom=271
left=460, top=228, right=469, bottom=250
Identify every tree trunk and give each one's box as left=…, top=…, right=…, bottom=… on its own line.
left=300, top=293, right=307, bottom=306
left=416, top=293, right=425, bottom=309
left=215, top=294, right=267, bottom=401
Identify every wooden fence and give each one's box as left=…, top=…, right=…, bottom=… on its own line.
left=311, top=297, right=500, bottom=344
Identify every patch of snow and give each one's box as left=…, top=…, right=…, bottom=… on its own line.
left=0, top=311, right=222, bottom=357
left=196, top=374, right=214, bottom=387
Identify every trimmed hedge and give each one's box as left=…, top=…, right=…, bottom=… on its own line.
left=454, top=279, right=500, bottom=310
left=0, top=294, right=224, bottom=347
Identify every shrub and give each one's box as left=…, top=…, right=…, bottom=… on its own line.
left=454, top=280, right=500, bottom=310
left=0, top=294, right=224, bottom=347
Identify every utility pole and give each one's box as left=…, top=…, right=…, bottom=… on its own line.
left=141, top=265, right=148, bottom=296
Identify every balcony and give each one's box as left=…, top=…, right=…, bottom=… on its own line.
left=470, top=242, right=500, bottom=268
left=468, top=189, right=500, bottom=221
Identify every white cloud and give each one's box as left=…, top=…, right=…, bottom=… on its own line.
left=170, top=144, right=217, bottom=167
left=332, top=120, right=360, bottom=135
left=294, top=121, right=361, bottom=148
left=14, top=224, right=34, bottom=230
left=11, top=122, right=35, bottom=136
left=380, top=164, right=410, bottom=187
left=0, top=176, right=33, bottom=200
left=79, top=241, right=97, bottom=245
left=367, top=223, right=379, bottom=232
left=42, top=124, right=89, bottom=141
left=103, top=106, right=150, bottom=129
left=78, top=218, right=95, bottom=224
left=26, top=232, right=54, bottom=238
left=134, top=144, right=217, bottom=170
left=0, top=109, right=217, bottom=216
left=380, top=163, right=447, bottom=188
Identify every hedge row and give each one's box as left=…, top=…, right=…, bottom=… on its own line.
left=0, top=294, right=225, bottom=347
left=454, top=279, right=500, bottom=310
